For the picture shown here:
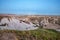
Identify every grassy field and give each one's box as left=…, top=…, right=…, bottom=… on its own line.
left=0, top=28, right=60, bottom=40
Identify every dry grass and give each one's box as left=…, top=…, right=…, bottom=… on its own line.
left=0, top=28, right=60, bottom=40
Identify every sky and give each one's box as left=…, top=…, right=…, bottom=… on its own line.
left=0, top=0, right=60, bottom=15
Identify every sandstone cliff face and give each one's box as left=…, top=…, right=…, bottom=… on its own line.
left=0, top=15, right=38, bottom=30
left=0, top=15, right=60, bottom=30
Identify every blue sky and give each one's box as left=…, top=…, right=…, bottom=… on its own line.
left=0, top=0, right=60, bottom=15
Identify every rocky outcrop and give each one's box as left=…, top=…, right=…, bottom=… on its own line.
left=0, top=14, right=60, bottom=30
left=0, top=16, right=38, bottom=30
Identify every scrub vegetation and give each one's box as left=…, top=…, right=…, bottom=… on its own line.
left=0, top=28, right=60, bottom=40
